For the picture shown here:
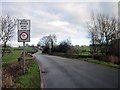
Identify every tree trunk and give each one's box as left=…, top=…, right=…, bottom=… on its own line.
left=2, top=42, right=7, bottom=57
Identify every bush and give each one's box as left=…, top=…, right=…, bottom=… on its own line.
left=93, top=55, right=120, bottom=65
left=42, top=46, right=49, bottom=53
left=108, top=55, right=119, bottom=64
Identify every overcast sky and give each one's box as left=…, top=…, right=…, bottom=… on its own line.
left=1, top=0, right=118, bottom=47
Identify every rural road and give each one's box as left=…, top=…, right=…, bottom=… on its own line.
left=34, top=50, right=118, bottom=88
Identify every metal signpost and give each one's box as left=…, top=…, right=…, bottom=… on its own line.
left=116, top=31, right=120, bottom=59
left=116, top=31, right=120, bottom=39
left=18, top=19, right=30, bottom=73
left=116, top=30, right=120, bottom=89
left=116, top=31, right=120, bottom=90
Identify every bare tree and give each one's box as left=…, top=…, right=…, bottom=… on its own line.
left=87, top=12, right=99, bottom=55
left=0, top=15, right=16, bottom=56
left=87, top=12, right=117, bottom=55
left=97, top=14, right=117, bottom=54
left=39, top=34, right=57, bottom=47
left=38, top=34, right=57, bottom=53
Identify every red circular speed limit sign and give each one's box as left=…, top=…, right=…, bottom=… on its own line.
left=20, top=32, right=28, bottom=40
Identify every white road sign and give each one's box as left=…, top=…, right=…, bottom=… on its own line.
left=18, top=19, right=30, bottom=42
left=18, top=19, right=30, bottom=30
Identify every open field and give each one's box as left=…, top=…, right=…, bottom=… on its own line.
left=2, top=49, right=22, bottom=66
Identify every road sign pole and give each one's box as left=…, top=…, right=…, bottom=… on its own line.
left=118, top=39, right=120, bottom=89
left=23, top=42, right=26, bottom=74
left=18, top=19, right=30, bottom=74
left=119, top=40, right=120, bottom=61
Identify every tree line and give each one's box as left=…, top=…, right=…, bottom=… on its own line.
left=37, top=34, right=72, bottom=54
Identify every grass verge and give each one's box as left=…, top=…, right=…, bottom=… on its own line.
left=14, top=58, right=40, bottom=88
left=51, top=53, right=120, bottom=69
left=78, top=58, right=120, bottom=69
left=2, top=48, right=40, bottom=88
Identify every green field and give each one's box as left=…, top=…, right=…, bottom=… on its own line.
left=26, top=47, right=37, bottom=53
left=2, top=49, right=22, bottom=66
left=79, top=46, right=90, bottom=51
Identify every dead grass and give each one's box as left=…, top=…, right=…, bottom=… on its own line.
left=2, top=62, right=22, bottom=88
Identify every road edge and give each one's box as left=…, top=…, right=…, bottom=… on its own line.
left=29, top=53, right=45, bottom=88
left=33, top=54, right=46, bottom=89
left=37, top=60, right=45, bottom=88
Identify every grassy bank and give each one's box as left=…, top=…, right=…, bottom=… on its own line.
left=2, top=48, right=40, bottom=88
left=14, top=58, right=40, bottom=88
left=79, top=58, right=119, bottom=69
left=51, top=53, right=120, bottom=69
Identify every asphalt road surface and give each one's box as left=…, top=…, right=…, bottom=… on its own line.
left=34, top=51, right=118, bottom=88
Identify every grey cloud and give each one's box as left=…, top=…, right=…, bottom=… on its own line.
left=2, top=2, right=118, bottom=46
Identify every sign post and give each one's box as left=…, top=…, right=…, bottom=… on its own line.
left=23, top=42, right=25, bottom=73
left=18, top=19, right=30, bottom=74
left=116, top=31, right=120, bottom=59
